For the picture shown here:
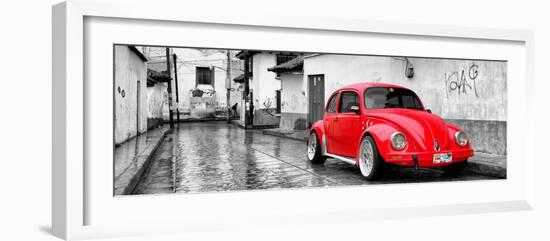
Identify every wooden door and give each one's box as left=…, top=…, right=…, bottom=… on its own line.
left=308, top=74, right=325, bottom=127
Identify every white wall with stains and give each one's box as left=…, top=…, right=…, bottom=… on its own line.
left=280, top=72, right=307, bottom=114
left=251, top=53, right=280, bottom=111
left=114, top=46, right=148, bottom=145
left=300, top=54, right=507, bottom=121
left=247, top=52, right=282, bottom=126
left=146, top=83, right=165, bottom=120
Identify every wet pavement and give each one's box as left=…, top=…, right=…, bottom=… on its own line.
left=133, top=122, right=498, bottom=195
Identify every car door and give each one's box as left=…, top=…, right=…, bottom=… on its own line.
left=323, top=92, right=339, bottom=153
left=332, top=91, right=362, bottom=157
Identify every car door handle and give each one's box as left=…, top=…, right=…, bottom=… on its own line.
left=334, top=116, right=339, bottom=121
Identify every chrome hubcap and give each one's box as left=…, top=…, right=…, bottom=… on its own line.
left=308, top=133, right=317, bottom=160
left=359, top=139, right=374, bottom=177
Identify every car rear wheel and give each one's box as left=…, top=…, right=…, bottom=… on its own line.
left=358, top=136, right=384, bottom=180
left=307, top=132, right=326, bottom=164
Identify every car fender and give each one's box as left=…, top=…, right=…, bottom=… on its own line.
left=310, top=120, right=326, bottom=147
left=361, top=121, right=401, bottom=160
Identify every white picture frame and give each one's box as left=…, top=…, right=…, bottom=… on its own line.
left=52, top=0, right=535, bottom=240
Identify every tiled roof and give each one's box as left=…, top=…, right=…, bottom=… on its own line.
left=267, top=56, right=304, bottom=73
left=147, top=69, right=171, bottom=86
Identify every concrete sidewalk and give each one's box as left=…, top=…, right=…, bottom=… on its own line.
left=231, top=119, right=279, bottom=129
left=262, top=128, right=308, bottom=141
left=114, top=126, right=170, bottom=195
left=262, top=128, right=506, bottom=178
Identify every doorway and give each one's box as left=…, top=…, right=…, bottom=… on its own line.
left=308, top=74, right=325, bottom=127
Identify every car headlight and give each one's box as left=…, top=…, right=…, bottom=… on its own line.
left=390, top=132, right=407, bottom=151
left=455, top=131, right=469, bottom=146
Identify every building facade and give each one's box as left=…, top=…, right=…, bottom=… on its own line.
left=146, top=69, right=169, bottom=129
left=114, top=46, right=151, bottom=145
left=142, top=47, right=244, bottom=121
left=234, top=51, right=300, bottom=127
left=273, top=54, right=507, bottom=155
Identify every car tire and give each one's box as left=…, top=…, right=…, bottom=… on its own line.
left=442, top=160, right=468, bottom=175
left=358, top=136, right=384, bottom=180
left=307, top=132, right=326, bottom=164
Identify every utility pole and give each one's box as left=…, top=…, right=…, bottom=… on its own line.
left=172, top=53, right=180, bottom=123
left=165, top=47, right=174, bottom=128
left=243, top=53, right=250, bottom=128
left=226, top=50, right=231, bottom=123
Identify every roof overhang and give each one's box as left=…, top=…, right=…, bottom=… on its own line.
left=128, top=45, right=148, bottom=62
left=267, top=56, right=304, bottom=73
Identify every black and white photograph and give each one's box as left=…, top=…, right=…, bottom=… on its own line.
left=113, top=45, right=507, bottom=195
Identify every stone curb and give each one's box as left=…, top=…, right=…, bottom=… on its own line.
left=465, top=160, right=507, bottom=179
left=115, top=127, right=170, bottom=195
left=262, top=129, right=308, bottom=142
left=262, top=130, right=506, bottom=179
left=232, top=120, right=279, bottom=130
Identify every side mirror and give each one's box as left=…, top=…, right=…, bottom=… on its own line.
left=426, top=109, right=432, bottom=113
left=350, top=105, right=360, bottom=114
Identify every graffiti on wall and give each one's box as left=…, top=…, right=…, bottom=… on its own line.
left=329, top=82, right=344, bottom=94
left=261, top=98, right=276, bottom=117
left=444, top=64, right=480, bottom=98
left=117, top=86, right=126, bottom=98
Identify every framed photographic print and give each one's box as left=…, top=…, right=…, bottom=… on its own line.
left=52, top=0, right=535, bottom=240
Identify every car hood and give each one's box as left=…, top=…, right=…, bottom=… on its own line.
left=367, top=109, right=451, bottom=152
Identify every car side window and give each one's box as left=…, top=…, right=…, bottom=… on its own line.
left=326, top=93, right=339, bottom=113
left=338, top=91, right=359, bottom=113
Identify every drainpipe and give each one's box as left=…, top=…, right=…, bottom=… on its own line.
left=226, top=50, right=231, bottom=123
left=243, top=53, right=250, bottom=128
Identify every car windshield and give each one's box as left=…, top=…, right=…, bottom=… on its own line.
left=364, top=87, right=424, bottom=110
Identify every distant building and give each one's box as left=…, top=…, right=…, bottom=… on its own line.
left=146, top=69, right=169, bottom=129
left=234, top=50, right=301, bottom=127
left=146, top=48, right=243, bottom=120
left=267, top=55, right=307, bottom=130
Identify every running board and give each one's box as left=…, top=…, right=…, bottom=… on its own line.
left=324, top=153, right=357, bottom=165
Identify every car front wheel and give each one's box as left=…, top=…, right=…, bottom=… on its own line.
left=358, top=136, right=384, bottom=180
left=307, top=132, right=326, bottom=164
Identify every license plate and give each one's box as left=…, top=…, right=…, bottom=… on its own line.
left=433, top=153, right=452, bottom=164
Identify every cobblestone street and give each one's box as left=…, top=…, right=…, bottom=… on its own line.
left=133, top=122, right=497, bottom=195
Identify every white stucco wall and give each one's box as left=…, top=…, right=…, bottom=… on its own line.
left=114, top=46, right=148, bottom=145
left=146, top=83, right=165, bottom=119
left=300, top=54, right=507, bottom=121
left=251, top=53, right=280, bottom=110
left=280, top=72, right=307, bottom=114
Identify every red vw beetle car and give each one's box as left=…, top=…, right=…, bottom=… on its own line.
left=307, top=83, right=474, bottom=180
